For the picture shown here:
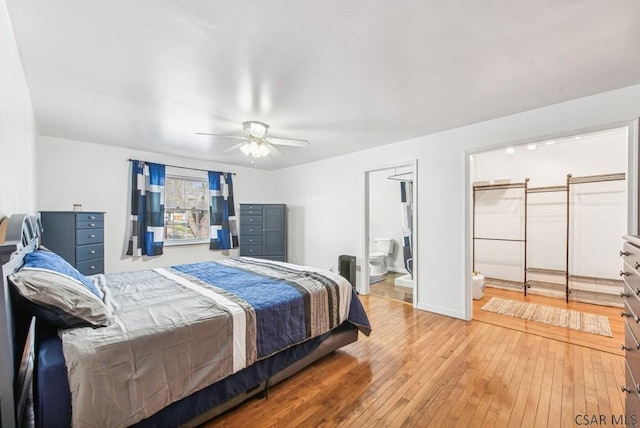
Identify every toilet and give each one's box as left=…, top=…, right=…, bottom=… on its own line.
left=369, top=238, right=393, bottom=276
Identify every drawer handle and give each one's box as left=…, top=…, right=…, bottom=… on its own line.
left=89, top=216, right=95, bottom=220
left=621, top=250, right=631, bottom=257
left=249, top=249, right=253, bottom=253
left=622, top=385, right=633, bottom=394
left=635, top=261, right=640, bottom=270
left=90, top=266, right=95, bottom=270
left=622, top=344, right=632, bottom=351
left=622, top=311, right=633, bottom=318
left=621, top=291, right=630, bottom=298
left=89, top=234, right=96, bottom=238
left=635, top=287, right=640, bottom=296
left=89, top=223, right=95, bottom=227
left=90, top=250, right=96, bottom=255
left=249, top=239, right=253, bottom=243
left=620, top=270, right=631, bottom=277
left=250, top=219, right=253, bottom=222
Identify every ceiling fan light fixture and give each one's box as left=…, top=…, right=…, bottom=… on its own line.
left=240, top=139, right=270, bottom=158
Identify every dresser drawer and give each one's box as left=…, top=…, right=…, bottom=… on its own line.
left=627, top=394, right=640, bottom=427
left=76, top=221, right=103, bottom=230
left=240, top=215, right=262, bottom=226
left=241, top=225, right=262, bottom=235
left=623, top=241, right=640, bottom=271
left=76, top=244, right=104, bottom=262
left=240, top=205, right=262, bottom=213
left=240, top=245, right=262, bottom=256
left=240, top=235, right=262, bottom=246
left=76, top=258, right=104, bottom=276
left=624, top=300, right=640, bottom=341
left=76, top=229, right=104, bottom=245
left=626, top=322, right=640, bottom=367
left=76, top=213, right=104, bottom=222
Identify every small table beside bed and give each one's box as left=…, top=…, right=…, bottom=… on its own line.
left=0, top=214, right=371, bottom=428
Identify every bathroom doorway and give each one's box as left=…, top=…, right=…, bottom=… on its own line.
left=362, top=161, right=417, bottom=305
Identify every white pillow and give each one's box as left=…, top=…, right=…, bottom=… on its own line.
left=9, top=269, right=111, bottom=328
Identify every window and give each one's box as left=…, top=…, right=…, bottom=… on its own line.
left=164, top=175, right=210, bottom=243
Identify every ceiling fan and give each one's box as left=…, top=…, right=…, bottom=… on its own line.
left=196, top=121, right=310, bottom=159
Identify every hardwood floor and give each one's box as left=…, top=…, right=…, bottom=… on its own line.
left=474, top=287, right=624, bottom=356
left=208, top=294, right=625, bottom=427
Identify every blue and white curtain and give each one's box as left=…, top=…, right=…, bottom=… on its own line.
left=127, top=160, right=166, bottom=256
left=400, top=181, right=413, bottom=277
left=208, top=171, right=238, bottom=250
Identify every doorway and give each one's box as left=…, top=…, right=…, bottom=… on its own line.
left=467, top=124, right=638, bottom=352
left=362, top=160, right=417, bottom=306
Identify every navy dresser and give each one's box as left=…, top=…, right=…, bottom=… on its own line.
left=239, top=204, right=287, bottom=262
left=40, top=211, right=105, bottom=275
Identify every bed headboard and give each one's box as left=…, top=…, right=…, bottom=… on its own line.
left=0, top=214, right=42, bottom=428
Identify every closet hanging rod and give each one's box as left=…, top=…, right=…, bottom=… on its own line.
left=567, top=172, right=625, bottom=184
left=527, top=185, right=568, bottom=194
left=473, top=182, right=527, bottom=191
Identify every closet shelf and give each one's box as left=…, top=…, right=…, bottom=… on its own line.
left=568, top=172, right=625, bottom=184
left=526, top=267, right=566, bottom=276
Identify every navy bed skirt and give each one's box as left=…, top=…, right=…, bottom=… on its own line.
left=34, top=322, right=355, bottom=427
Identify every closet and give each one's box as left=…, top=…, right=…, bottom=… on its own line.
left=471, top=127, right=628, bottom=306
left=473, top=173, right=625, bottom=303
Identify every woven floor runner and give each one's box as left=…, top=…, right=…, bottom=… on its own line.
left=481, top=296, right=612, bottom=337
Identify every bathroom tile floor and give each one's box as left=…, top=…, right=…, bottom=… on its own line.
left=369, top=272, right=413, bottom=304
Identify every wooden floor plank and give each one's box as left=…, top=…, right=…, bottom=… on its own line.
left=208, top=294, right=625, bottom=427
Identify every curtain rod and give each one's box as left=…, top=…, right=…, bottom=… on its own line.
left=127, top=159, right=236, bottom=175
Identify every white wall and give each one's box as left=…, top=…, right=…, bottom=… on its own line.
left=273, top=84, right=640, bottom=320
left=37, top=136, right=273, bottom=273
left=0, top=0, right=37, bottom=217
left=472, top=128, right=628, bottom=281
left=369, top=168, right=409, bottom=271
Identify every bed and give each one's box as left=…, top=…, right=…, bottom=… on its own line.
left=0, top=214, right=371, bottom=428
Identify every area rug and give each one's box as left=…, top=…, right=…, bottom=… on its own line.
left=480, top=297, right=613, bottom=337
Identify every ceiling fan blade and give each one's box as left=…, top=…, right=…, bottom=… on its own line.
left=265, top=143, right=284, bottom=157
left=195, top=133, right=248, bottom=141
left=224, top=142, right=245, bottom=153
left=267, top=136, right=310, bottom=147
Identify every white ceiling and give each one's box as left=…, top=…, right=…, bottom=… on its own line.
left=7, top=1, right=640, bottom=170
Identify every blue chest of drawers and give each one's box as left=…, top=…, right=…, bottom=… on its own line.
left=40, top=211, right=105, bottom=275
left=239, top=204, right=286, bottom=262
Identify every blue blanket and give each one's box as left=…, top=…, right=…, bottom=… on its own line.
left=173, top=259, right=371, bottom=358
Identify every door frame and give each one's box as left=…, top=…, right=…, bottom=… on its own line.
left=362, top=159, right=418, bottom=307
left=464, top=119, right=639, bottom=320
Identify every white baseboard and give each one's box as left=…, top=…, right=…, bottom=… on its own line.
left=388, top=267, right=408, bottom=274
left=415, top=302, right=467, bottom=320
